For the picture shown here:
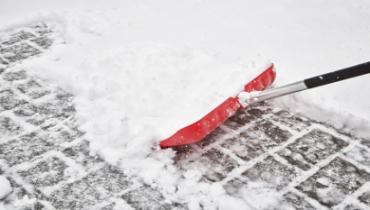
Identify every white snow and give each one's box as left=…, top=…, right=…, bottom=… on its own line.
left=238, top=91, right=261, bottom=107
left=1, top=0, right=370, bottom=209
left=0, top=175, right=12, bottom=200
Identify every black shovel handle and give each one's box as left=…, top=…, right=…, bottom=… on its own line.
left=243, top=61, right=370, bottom=105
left=304, top=61, right=370, bottom=89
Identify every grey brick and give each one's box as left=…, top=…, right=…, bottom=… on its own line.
left=242, top=156, right=297, bottom=190
left=359, top=190, right=370, bottom=206
left=33, top=24, right=52, bottom=36
left=342, top=204, right=364, bottom=210
left=0, top=89, right=27, bottom=110
left=180, top=148, right=239, bottom=182
left=3, top=69, right=28, bottom=81
left=14, top=96, right=76, bottom=125
left=61, top=140, right=103, bottom=169
left=283, top=192, right=315, bottom=210
left=49, top=180, right=102, bottom=210
left=223, top=178, right=248, bottom=196
left=0, top=116, right=24, bottom=138
left=278, top=148, right=312, bottom=171
left=279, top=130, right=348, bottom=169
left=0, top=132, right=55, bottom=166
left=17, top=79, right=51, bottom=99
left=201, top=148, right=239, bottom=182
left=18, top=157, right=69, bottom=187
left=222, top=120, right=291, bottom=161
left=258, top=120, right=292, bottom=144
left=344, top=146, right=370, bottom=167
left=223, top=109, right=258, bottom=129
left=30, top=37, right=53, bottom=49
left=172, top=144, right=199, bottom=162
left=296, top=157, right=370, bottom=208
left=121, top=186, right=172, bottom=210
left=0, top=43, right=41, bottom=63
left=48, top=165, right=132, bottom=210
left=0, top=56, right=9, bottom=65
left=271, top=110, right=311, bottom=131
left=195, top=126, right=226, bottom=148
left=0, top=176, right=35, bottom=206
left=1, top=31, right=35, bottom=46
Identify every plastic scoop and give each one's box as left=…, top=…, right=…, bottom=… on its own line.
left=160, top=61, right=370, bottom=148
left=160, top=64, right=276, bottom=147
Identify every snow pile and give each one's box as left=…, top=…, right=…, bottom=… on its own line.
left=0, top=175, right=12, bottom=200
left=2, top=11, right=270, bottom=207
left=21, top=19, right=270, bottom=167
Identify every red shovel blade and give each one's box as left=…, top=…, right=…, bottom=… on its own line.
left=160, top=64, right=276, bottom=148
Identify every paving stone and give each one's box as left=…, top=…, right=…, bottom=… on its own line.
left=61, top=140, right=104, bottom=170
left=278, top=148, right=312, bottom=171
left=223, top=109, right=258, bottom=129
left=296, top=157, right=370, bottom=208
left=14, top=97, right=76, bottom=126
left=97, top=202, right=116, bottom=210
left=30, top=37, right=53, bottom=49
left=242, top=156, right=297, bottom=190
left=359, top=190, right=370, bottom=206
left=33, top=24, right=53, bottom=36
left=359, top=139, right=370, bottom=150
left=0, top=132, right=55, bottom=166
left=0, top=116, right=24, bottom=139
left=283, top=192, right=315, bottom=210
left=48, top=179, right=103, bottom=210
left=3, top=69, right=28, bottom=81
left=341, top=204, right=364, bottom=210
left=0, top=176, right=35, bottom=206
left=17, top=157, right=69, bottom=188
left=0, top=43, right=41, bottom=63
left=81, top=164, right=132, bottom=194
left=1, top=31, right=35, bottom=46
left=221, top=124, right=284, bottom=161
left=0, top=89, right=27, bottom=110
left=172, top=144, right=199, bottom=162
left=195, top=126, right=226, bottom=148
left=182, top=148, right=239, bottom=182
left=344, top=146, right=370, bottom=167
left=222, top=105, right=273, bottom=130
left=258, top=120, right=293, bottom=143
left=63, top=119, right=85, bottom=138
left=48, top=165, right=132, bottom=210
left=278, top=130, right=349, bottom=170
left=0, top=56, right=9, bottom=65
left=17, top=79, right=51, bottom=99
left=246, top=104, right=273, bottom=118
left=121, top=186, right=172, bottom=210
left=223, top=177, right=248, bottom=195
left=13, top=103, right=38, bottom=117
left=271, top=110, right=311, bottom=131
left=55, top=89, right=73, bottom=103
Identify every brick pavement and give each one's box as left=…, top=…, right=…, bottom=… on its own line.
left=1, top=23, right=370, bottom=210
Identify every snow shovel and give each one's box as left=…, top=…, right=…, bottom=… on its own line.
left=160, top=61, right=370, bottom=148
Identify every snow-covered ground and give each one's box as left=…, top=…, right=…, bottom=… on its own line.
left=1, top=1, right=370, bottom=209
left=0, top=176, right=12, bottom=200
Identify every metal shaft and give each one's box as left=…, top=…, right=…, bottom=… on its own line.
left=243, top=81, right=308, bottom=105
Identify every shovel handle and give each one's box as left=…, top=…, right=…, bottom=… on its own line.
left=243, top=61, right=370, bottom=105
left=304, top=61, right=370, bottom=89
